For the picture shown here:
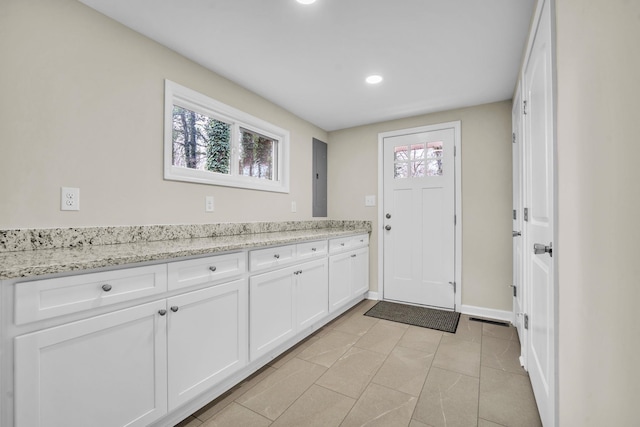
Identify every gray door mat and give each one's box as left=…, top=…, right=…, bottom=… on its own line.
left=364, top=300, right=460, bottom=333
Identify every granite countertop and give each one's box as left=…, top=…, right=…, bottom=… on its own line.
left=0, top=226, right=370, bottom=280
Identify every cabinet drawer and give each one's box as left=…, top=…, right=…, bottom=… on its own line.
left=329, top=233, right=369, bottom=254
left=296, top=240, right=327, bottom=260
left=14, top=264, right=167, bottom=325
left=249, top=244, right=296, bottom=272
left=167, top=252, right=246, bottom=291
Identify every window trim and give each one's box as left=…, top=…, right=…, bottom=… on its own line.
left=164, top=79, right=290, bottom=193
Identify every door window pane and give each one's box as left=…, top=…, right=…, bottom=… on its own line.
left=426, top=142, right=443, bottom=158
left=394, top=146, right=408, bottom=161
left=411, top=143, right=425, bottom=159
left=426, top=159, right=443, bottom=176
left=394, top=163, right=408, bottom=178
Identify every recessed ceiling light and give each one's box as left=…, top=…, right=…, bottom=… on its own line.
left=366, top=75, right=383, bottom=84
left=296, top=0, right=316, bottom=4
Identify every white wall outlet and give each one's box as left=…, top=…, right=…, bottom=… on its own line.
left=61, top=187, right=80, bottom=211
left=365, top=195, right=376, bottom=207
left=205, top=196, right=215, bottom=212
left=291, top=201, right=297, bottom=213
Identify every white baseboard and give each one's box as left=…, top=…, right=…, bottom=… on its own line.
left=366, top=291, right=380, bottom=300
left=460, top=304, right=514, bottom=324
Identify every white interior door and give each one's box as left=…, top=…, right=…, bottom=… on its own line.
left=382, top=125, right=456, bottom=309
left=512, top=87, right=526, bottom=353
left=523, top=0, right=555, bottom=425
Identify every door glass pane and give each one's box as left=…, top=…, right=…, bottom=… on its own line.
left=411, top=143, right=425, bottom=159
left=426, top=159, right=443, bottom=176
left=411, top=160, right=425, bottom=177
left=394, top=163, right=408, bottom=178
left=394, top=146, right=408, bottom=161
left=426, top=142, right=443, bottom=158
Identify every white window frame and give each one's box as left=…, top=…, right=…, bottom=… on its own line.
left=164, top=79, right=290, bottom=193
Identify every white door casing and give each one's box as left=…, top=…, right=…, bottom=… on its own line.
left=522, top=0, right=556, bottom=425
left=379, top=122, right=461, bottom=310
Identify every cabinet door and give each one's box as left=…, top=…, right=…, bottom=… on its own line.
left=14, top=301, right=168, bottom=427
left=350, top=247, right=370, bottom=297
left=250, top=266, right=296, bottom=360
left=296, top=258, right=328, bottom=330
left=329, top=252, right=352, bottom=313
left=167, top=279, right=248, bottom=410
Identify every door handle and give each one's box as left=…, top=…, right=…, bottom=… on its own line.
left=385, top=225, right=391, bottom=231
left=533, top=242, right=552, bottom=257
left=513, top=231, right=522, bottom=237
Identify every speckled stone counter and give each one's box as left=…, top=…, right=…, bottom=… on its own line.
left=0, top=221, right=371, bottom=280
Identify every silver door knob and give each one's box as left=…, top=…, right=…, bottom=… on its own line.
left=170, top=306, right=179, bottom=312
left=386, top=213, right=391, bottom=219
left=533, top=242, right=552, bottom=257
left=512, top=231, right=522, bottom=237
left=158, top=309, right=167, bottom=316
left=385, top=225, right=391, bottom=231
left=274, top=254, right=280, bottom=259
left=209, top=266, right=217, bottom=272
left=101, top=284, right=112, bottom=292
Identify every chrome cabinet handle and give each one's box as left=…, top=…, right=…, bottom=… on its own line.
left=385, top=225, right=391, bottom=231
left=512, top=231, right=522, bottom=237
left=340, top=243, right=345, bottom=246
left=274, top=254, right=280, bottom=259
left=351, top=254, right=356, bottom=258
left=311, top=248, right=317, bottom=252
left=101, top=284, right=112, bottom=292
left=209, top=266, right=217, bottom=272
left=158, top=309, right=167, bottom=316
left=386, top=213, right=391, bottom=219
left=533, top=242, right=553, bottom=257
left=170, top=306, right=179, bottom=312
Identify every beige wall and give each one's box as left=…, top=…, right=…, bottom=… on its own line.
left=328, top=101, right=513, bottom=312
left=0, top=0, right=328, bottom=229
left=556, top=0, right=640, bottom=424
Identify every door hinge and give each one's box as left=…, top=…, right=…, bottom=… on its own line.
left=454, top=214, right=457, bottom=225
left=512, top=132, right=516, bottom=144
left=523, top=207, right=529, bottom=222
left=512, top=285, right=517, bottom=297
left=523, top=100, right=528, bottom=115
left=513, top=209, right=517, bottom=220
left=454, top=145, right=457, bottom=156
left=524, top=314, right=529, bottom=330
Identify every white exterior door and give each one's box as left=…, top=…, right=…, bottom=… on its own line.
left=522, top=0, right=555, bottom=425
left=382, top=124, right=457, bottom=309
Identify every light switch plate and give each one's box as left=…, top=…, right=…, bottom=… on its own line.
left=365, top=195, right=376, bottom=207
left=205, top=196, right=215, bottom=212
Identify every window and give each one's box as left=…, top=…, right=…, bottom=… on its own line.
left=393, top=141, right=443, bottom=178
left=164, top=80, right=289, bottom=193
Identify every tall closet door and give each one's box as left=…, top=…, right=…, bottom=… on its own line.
left=520, top=0, right=556, bottom=425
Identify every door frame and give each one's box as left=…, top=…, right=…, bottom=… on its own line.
left=377, top=121, right=462, bottom=310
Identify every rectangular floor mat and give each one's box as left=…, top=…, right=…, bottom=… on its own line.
left=364, top=300, right=460, bottom=333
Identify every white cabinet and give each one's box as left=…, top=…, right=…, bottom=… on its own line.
left=249, top=257, right=328, bottom=360
left=14, top=300, right=168, bottom=427
left=329, top=235, right=369, bottom=313
left=167, top=279, right=247, bottom=410
left=6, top=233, right=368, bottom=427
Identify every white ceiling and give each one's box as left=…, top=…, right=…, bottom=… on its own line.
left=79, top=0, right=535, bottom=131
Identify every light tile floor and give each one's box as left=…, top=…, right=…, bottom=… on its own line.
left=175, top=299, right=542, bottom=427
